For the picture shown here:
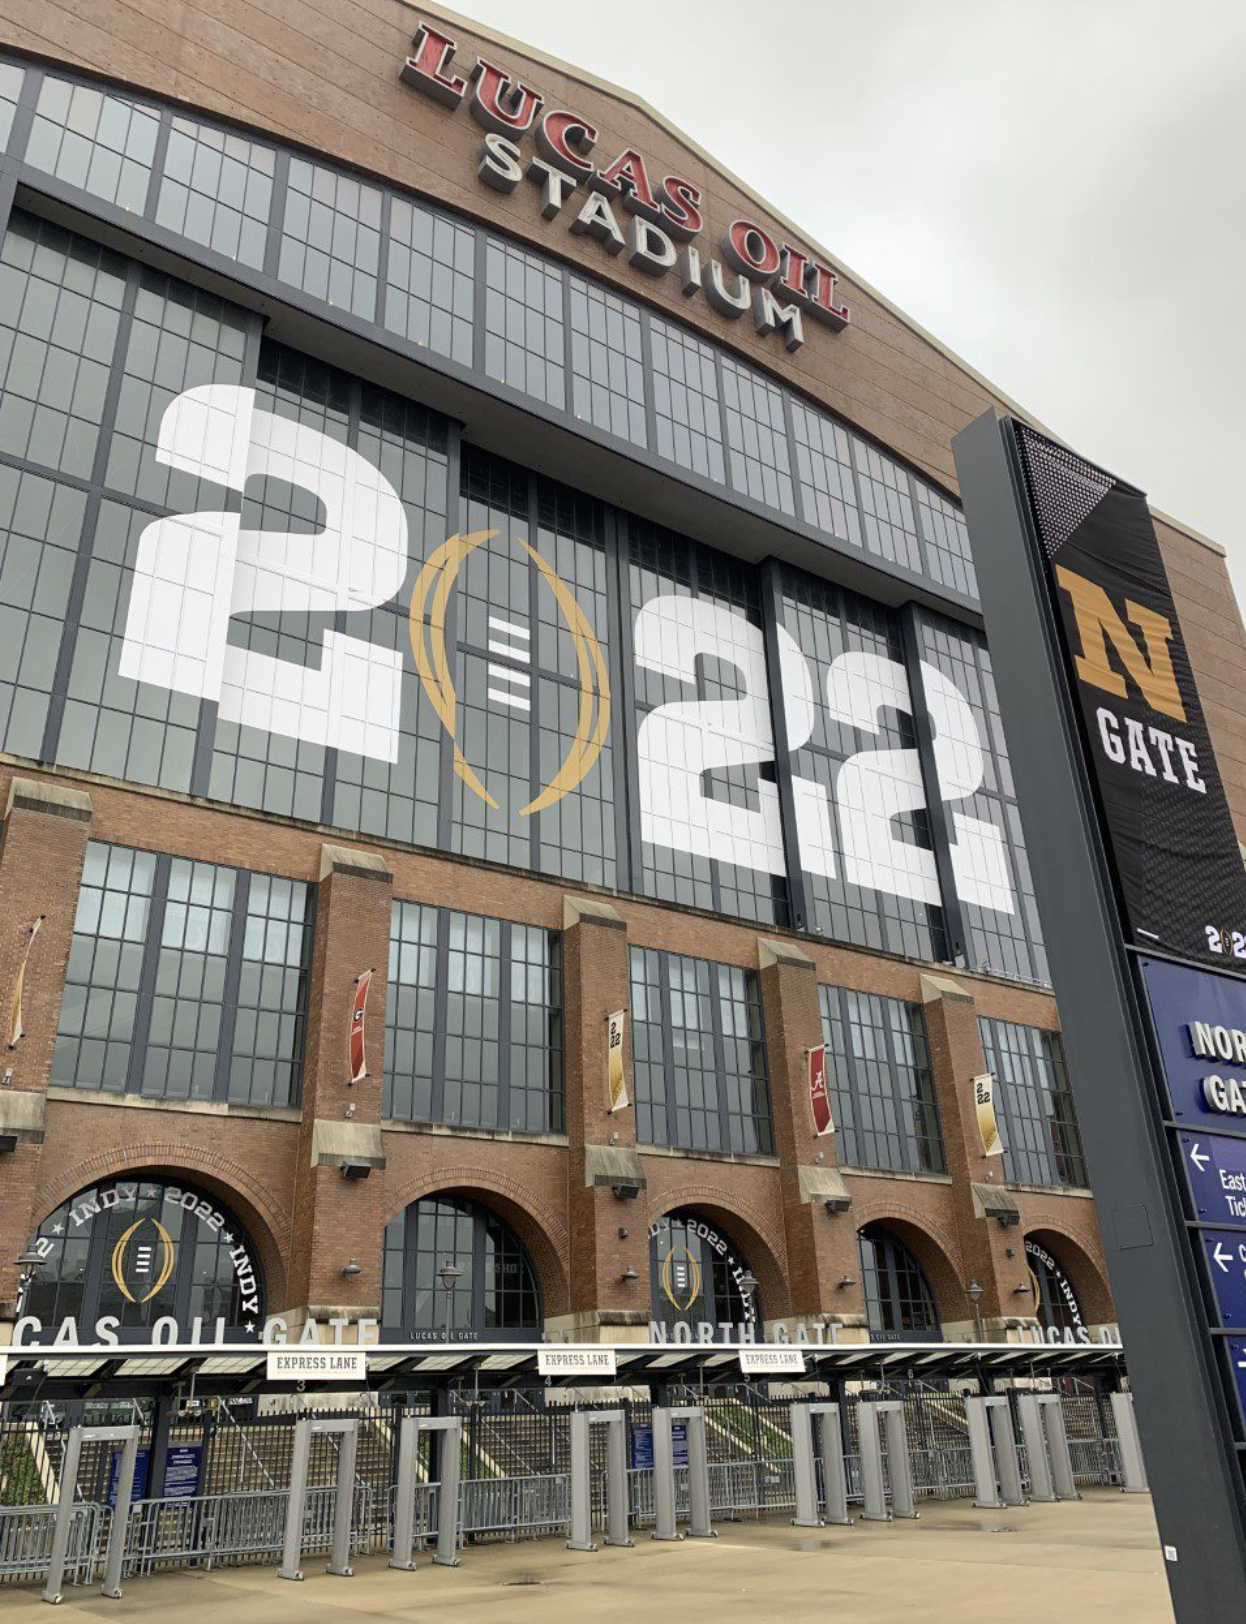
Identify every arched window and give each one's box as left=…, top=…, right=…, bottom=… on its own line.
left=22, top=1178, right=263, bottom=1342
left=858, top=1224, right=940, bottom=1341
left=649, top=1212, right=760, bottom=1335
left=1025, top=1238, right=1085, bottom=1336
left=381, top=1195, right=542, bottom=1341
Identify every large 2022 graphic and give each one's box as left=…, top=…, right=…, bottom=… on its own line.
left=119, top=385, right=1014, bottom=918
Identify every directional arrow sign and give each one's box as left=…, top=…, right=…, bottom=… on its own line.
left=1200, top=1229, right=1246, bottom=1327
left=1224, top=1337, right=1246, bottom=1435
left=1179, top=1132, right=1246, bottom=1226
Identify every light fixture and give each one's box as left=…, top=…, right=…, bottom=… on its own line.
left=966, top=1278, right=983, bottom=1303
left=738, top=1270, right=758, bottom=1303
left=618, top=1227, right=630, bottom=1240
left=611, top=1182, right=640, bottom=1201
left=439, top=1261, right=462, bottom=1292
left=823, top=1194, right=851, bottom=1214
left=1014, top=1282, right=1033, bottom=1295
left=340, top=1161, right=371, bottom=1181
left=620, top=1266, right=638, bottom=1283
left=341, top=1258, right=362, bottom=1278
left=837, top=1274, right=855, bottom=1291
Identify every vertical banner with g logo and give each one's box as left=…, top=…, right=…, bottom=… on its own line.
left=809, top=1043, right=834, bottom=1136
left=607, top=1009, right=628, bottom=1112
left=973, top=1072, right=1003, bottom=1156
left=349, top=970, right=372, bottom=1085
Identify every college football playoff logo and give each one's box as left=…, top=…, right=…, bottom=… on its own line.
left=110, top=1217, right=176, bottom=1306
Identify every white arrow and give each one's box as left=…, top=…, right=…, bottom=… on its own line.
left=1189, top=1142, right=1211, bottom=1173
left=1213, top=1242, right=1233, bottom=1273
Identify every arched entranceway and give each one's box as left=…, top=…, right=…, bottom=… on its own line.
left=21, top=1177, right=264, bottom=1341
left=1024, top=1236, right=1086, bottom=1338
left=648, top=1211, right=761, bottom=1336
left=381, top=1194, right=543, bottom=1341
left=857, top=1222, right=942, bottom=1342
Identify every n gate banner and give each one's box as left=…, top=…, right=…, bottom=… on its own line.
left=607, top=1009, right=628, bottom=1112
left=1013, top=426, right=1246, bottom=969
left=808, top=1043, right=834, bottom=1136
left=349, top=969, right=372, bottom=1084
left=973, top=1072, right=1003, bottom=1156
left=7, top=915, right=43, bottom=1049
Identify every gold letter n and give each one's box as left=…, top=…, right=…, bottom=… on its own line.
left=1054, top=565, right=1185, bottom=723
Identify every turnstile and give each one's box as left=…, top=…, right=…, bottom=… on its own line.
left=389, top=1414, right=463, bottom=1570
left=651, top=1405, right=715, bottom=1541
left=567, top=1409, right=632, bottom=1551
left=42, top=1424, right=141, bottom=1605
left=856, top=1400, right=917, bottom=1522
left=965, top=1396, right=1026, bottom=1508
left=790, top=1402, right=852, bottom=1527
left=1016, top=1393, right=1078, bottom=1502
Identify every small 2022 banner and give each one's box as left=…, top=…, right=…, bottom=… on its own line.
left=808, top=1043, right=834, bottom=1136
left=607, top=1010, right=628, bottom=1112
left=738, top=1347, right=806, bottom=1376
left=349, top=970, right=372, bottom=1084
left=266, top=1348, right=368, bottom=1383
left=973, top=1072, right=1003, bottom=1156
left=537, top=1347, right=618, bottom=1378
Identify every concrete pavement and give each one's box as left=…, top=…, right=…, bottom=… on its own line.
left=2, top=1491, right=1174, bottom=1624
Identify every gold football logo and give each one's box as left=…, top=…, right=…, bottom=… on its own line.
left=660, top=1243, right=702, bottom=1315
left=111, top=1217, right=176, bottom=1305
left=408, top=530, right=610, bottom=813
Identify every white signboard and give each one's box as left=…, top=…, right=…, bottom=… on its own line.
left=537, top=1347, right=618, bottom=1377
left=266, top=1348, right=367, bottom=1382
left=738, top=1347, right=806, bottom=1376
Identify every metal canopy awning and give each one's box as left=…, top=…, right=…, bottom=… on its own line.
left=0, top=1340, right=1126, bottom=1402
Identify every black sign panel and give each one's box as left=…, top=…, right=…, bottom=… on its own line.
left=1014, top=425, right=1246, bottom=968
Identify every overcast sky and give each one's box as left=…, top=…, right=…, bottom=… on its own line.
left=451, top=0, right=1246, bottom=604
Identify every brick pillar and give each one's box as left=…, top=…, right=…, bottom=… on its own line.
left=555, top=896, right=649, bottom=1343
left=758, top=939, right=864, bottom=1340
left=0, top=779, right=93, bottom=1324
left=920, top=973, right=1030, bottom=1340
left=284, top=844, right=392, bottom=1342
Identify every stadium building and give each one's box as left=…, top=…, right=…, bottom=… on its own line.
left=0, top=0, right=1242, bottom=1364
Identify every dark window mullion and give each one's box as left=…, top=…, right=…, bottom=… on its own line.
left=142, top=108, right=172, bottom=219
left=527, top=470, right=541, bottom=873
left=498, top=920, right=513, bottom=1131
left=128, top=852, right=171, bottom=1096
left=6, top=59, right=43, bottom=165
left=430, top=906, right=450, bottom=1124
left=657, top=955, right=677, bottom=1150
left=709, top=970, right=732, bottom=1155
left=262, top=148, right=290, bottom=282
left=212, top=869, right=250, bottom=1104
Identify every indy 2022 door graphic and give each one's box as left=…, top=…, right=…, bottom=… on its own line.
left=109, top=379, right=1035, bottom=961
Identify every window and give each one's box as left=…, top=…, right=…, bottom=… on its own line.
left=858, top=1224, right=941, bottom=1340
left=721, top=353, right=794, bottom=514
left=278, top=157, right=382, bottom=320
left=0, top=61, right=22, bottom=150
left=820, top=984, right=944, bottom=1174
left=790, top=398, right=861, bottom=548
left=381, top=1195, right=542, bottom=1340
left=156, top=115, right=276, bottom=269
left=630, top=946, right=773, bottom=1155
left=384, top=197, right=474, bottom=366
left=978, top=1018, right=1087, bottom=1188
left=53, top=842, right=312, bottom=1107
left=650, top=317, right=725, bottom=482
left=384, top=899, right=563, bottom=1134
left=568, top=276, right=646, bottom=445
left=913, top=611, right=1047, bottom=983
left=917, top=480, right=977, bottom=599
left=851, top=436, right=923, bottom=573
left=483, top=237, right=565, bottom=408
left=778, top=565, right=948, bottom=959
left=22, top=1178, right=264, bottom=1342
left=26, top=77, right=159, bottom=213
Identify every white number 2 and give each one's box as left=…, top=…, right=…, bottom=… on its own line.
left=119, top=384, right=408, bottom=763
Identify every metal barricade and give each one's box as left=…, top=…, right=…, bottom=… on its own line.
left=0, top=1504, right=99, bottom=1586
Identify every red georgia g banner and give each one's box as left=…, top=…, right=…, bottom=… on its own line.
left=349, top=970, right=372, bottom=1084
left=808, top=1043, right=834, bottom=1136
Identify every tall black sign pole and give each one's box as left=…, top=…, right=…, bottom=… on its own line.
left=954, top=410, right=1246, bottom=1619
